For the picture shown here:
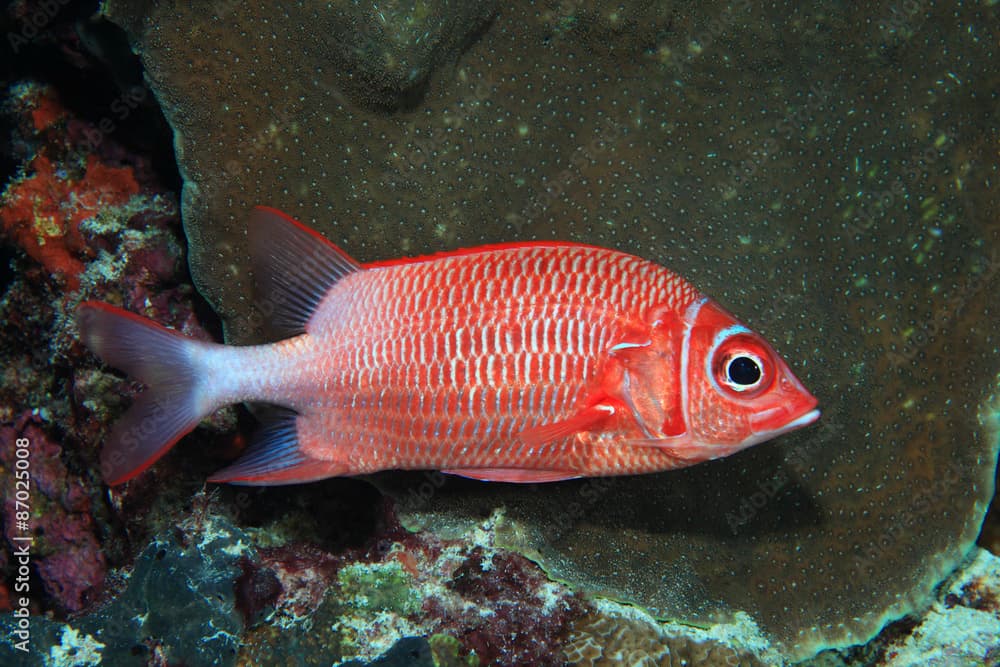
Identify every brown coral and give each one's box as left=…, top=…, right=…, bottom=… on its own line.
left=564, top=610, right=767, bottom=667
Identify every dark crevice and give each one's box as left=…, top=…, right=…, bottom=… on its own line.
left=1, top=0, right=180, bottom=194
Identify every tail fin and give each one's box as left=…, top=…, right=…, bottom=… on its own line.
left=77, top=302, right=213, bottom=485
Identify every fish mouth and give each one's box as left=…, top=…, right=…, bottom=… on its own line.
left=698, top=404, right=821, bottom=462
left=773, top=407, right=821, bottom=435
left=748, top=400, right=821, bottom=441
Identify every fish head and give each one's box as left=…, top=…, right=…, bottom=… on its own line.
left=614, top=297, right=819, bottom=463
left=675, top=298, right=820, bottom=460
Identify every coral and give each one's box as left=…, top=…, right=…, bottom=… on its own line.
left=811, top=547, right=1000, bottom=667
left=45, top=626, right=105, bottom=667
left=338, top=559, right=422, bottom=616
left=428, top=633, right=478, bottom=667
left=236, top=502, right=585, bottom=666
left=564, top=603, right=771, bottom=667
left=0, top=82, right=197, bottom=362
left=439, top=546, right=586, bottom=666
left=0, top=1, right=995, bottom=665
left=233, top=556, right=283, bottom=627
left=305, top=0, right=500, bottom=111
left=0, top=84, right=144, bottom=291
left=96, top=0, right=1000, bottom=660
left=0, top=413, right=106, bottom=613
left=342, top=636, right=436, bottom=667
left=876, top=548, right=1000, bottom=666
left=0, top=512, right=251, bottom=667
left=0, top=76, right=228, bottom=622
left=109, top=514, right=247, bottom=664
left=326, top=505, right=585, bottom=665
left=0, top=152, right=133, bottom=289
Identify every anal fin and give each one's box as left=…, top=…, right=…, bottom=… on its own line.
left=208, top=408, right=342, bottom=485
left=442, top=468, right=579, bottom=483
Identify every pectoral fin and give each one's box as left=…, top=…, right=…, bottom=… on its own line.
left=517, top=402, right=617, bottom=448
left=623, top=434, right=702, bottom=461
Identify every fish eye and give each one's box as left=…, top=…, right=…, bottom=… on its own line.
left=708, top=331, right=775, bottom=398
left=727, top=355, right=762, bottom=387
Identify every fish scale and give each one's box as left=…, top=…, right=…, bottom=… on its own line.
left=77, top=206, right=819, bottom=486
left=290, top=244, right=691, bottom=474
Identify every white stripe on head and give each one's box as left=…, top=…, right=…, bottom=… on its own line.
left=679, top=297, right=709, bottom=437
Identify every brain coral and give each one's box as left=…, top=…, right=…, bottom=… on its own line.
left=100, top=0, right=998, bottom=660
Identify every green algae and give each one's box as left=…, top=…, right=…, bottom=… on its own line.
left=429, top=633, right=479, bottom=667
left=337, top=559, right=421, bottom=616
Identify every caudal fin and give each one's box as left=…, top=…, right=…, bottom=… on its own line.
left=77, top=302, right=212, bottom=485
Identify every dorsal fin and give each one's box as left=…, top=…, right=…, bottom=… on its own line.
left=248, top=206, right=361, bottom=338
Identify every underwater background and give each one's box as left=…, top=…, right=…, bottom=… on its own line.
left=0, top=1, right=997, bottom=665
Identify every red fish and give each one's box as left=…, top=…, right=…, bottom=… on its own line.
left=77, top=207, right=819, bottom=486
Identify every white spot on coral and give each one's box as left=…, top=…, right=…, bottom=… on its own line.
left=47, top=626, right=105, bottom=667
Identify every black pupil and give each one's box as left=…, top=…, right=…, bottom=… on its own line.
left=728, top=356, right=761, bottom=386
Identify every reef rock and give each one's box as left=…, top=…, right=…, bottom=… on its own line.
left=879, top=547, right=1000, bottom=667
left=93, top=0, right=999, bottom=661
left=0, top=513, right=248, bottom=667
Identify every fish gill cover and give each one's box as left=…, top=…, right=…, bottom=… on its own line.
left=90, top=0, right=999, bottom=661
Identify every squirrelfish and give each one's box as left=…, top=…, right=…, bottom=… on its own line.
left=77, top=207, right=820, bottom=485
